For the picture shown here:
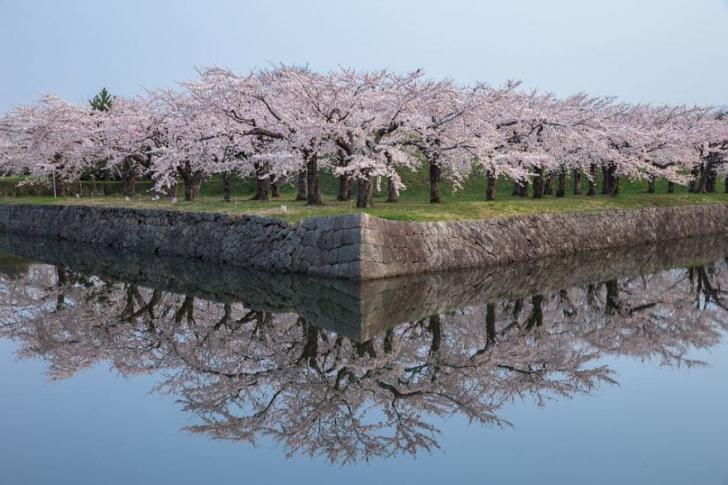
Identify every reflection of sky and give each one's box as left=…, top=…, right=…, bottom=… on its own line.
left=1, top=0, right=728, bottom=112
left=1, top=332, right=727, bottom=484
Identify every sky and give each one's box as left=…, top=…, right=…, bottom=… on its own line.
left=1, top=0, right=728, bottom=112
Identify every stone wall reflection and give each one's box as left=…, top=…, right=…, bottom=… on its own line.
left=0, top=236, right=727, bottom=463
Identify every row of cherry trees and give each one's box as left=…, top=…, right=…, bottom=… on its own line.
left=1, top=66, right=727, bottom=207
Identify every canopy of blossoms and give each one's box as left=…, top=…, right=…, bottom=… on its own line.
left=1, top=66, right=726, bottom=205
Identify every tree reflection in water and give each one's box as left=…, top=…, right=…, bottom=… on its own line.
left=0, top=236, right=727, bottom=463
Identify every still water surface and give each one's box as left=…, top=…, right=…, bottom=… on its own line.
left=0, top=235, right=727, bottom=484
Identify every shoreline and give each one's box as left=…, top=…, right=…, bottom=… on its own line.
left=1, top=203, right=727, bottom=280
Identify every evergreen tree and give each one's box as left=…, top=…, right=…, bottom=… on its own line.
left=88, top=87, right=114, bottom=186
left=89, top=87, right=113, bottom=112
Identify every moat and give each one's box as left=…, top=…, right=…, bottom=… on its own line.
left=0, top=234, right=727, bottom=484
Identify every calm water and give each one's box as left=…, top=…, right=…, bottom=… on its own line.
left=0, top=235, right=727, bottom=485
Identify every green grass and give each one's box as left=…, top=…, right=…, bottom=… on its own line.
left=2, top=171, right=728, bottom=223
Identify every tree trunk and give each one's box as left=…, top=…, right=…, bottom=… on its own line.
left=526, top=295, right=544, bottom=330
left=587, top=163, right=597, bottom=196
left=689, top=165, right=701, bottom=193
left=251, top=163, right=270, bottom=201
left=299, top=319, right=320, bottom=368
left=193, top=177, right=202, bottom=198
left=336, top=150, right=352, bottom=201
left=50, top=154, right=66, bottom=198
left=724, top=175, right=728, bottom=193
left=122, top=174, right=136, bottom=198
left=102, top=170, right=112, bottom=195
left=253, top=176, right=270, bottom=201
left=53, top=175, right=65, bottom=197
left=601, top=165, right=609, bottom=194
left=338, top=174, right=352, bottom=201
left=647, top=176, right=655, bottom=193
left=295, top=170, right=307, bottom=201
left=306, top=156, right=322, bottom=205
left=356, top=177, right=374, bottom=208
left=555, top=169, right=566, bottom=197
left=543, top=175, right=553, bottom=195
left=532, top=168, right=544, bottom=199
left=120, top=157, right=136, bottom=197
left=184, top=180, right=193, bottom=201
left=485, top=170, right=496, bottom=201
left=604, top=164, right=619, bottom=196
left=430, top=160, right=441, bottom=203
left=610, top=175, right=620, bottom=196
left=386, top=176, right=398, bottom=203
left=667, top=181, right=675, bottom=194
left=513, top=180, right=528, bottom=198
left=573, top=169, right=582, bottom=195
left=271, top=178, right=281, bottom=198
left=183, top=172, right=203, bottom=201
left=511, top=298, right=523, bottom=327
left=706, top=164, right=717, bottom=193
left=697, top=161, right=710, bottom=193
left=585, top=283, right=599, bottom=307
left=486, top=303, right=496, bottom=345
left=708, top=174, right=717, bottom=193
left=428, top=314, right=442, bottom=354
left=55, top=266, right=68, bottom=310
left=605, top=279, right=619, bottom=315
left=222, top=171, right=232, bottom=202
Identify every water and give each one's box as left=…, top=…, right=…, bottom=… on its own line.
left=0, top=234, right=727, bottom=485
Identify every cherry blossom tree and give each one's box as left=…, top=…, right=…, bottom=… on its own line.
left=0, top=95, right=95, bottom=196
left=400, top=79, right=482, bottom=203
left=325, top=69, right=438, bottom=208
left=187, top=66, right=305, bottom=202
left=93, top=95, right=156, bottom=197
left=683, top=109, right=728, bottom=193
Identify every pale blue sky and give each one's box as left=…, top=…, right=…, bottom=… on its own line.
left=1, top=0, right=727, bottom=112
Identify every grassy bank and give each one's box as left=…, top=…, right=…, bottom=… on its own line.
left=2, top=183, right=728, bottom=224
left=3, top=168, right=728, bottom=222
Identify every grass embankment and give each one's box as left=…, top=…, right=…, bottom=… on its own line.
left=1, top=170, right=727, bottom=223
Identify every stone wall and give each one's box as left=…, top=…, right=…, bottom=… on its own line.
left=358, top=205, right=728, bottom=279
left=0, top=204, right=362, bottom=279
left=1, top=203, right=728, bottom=280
